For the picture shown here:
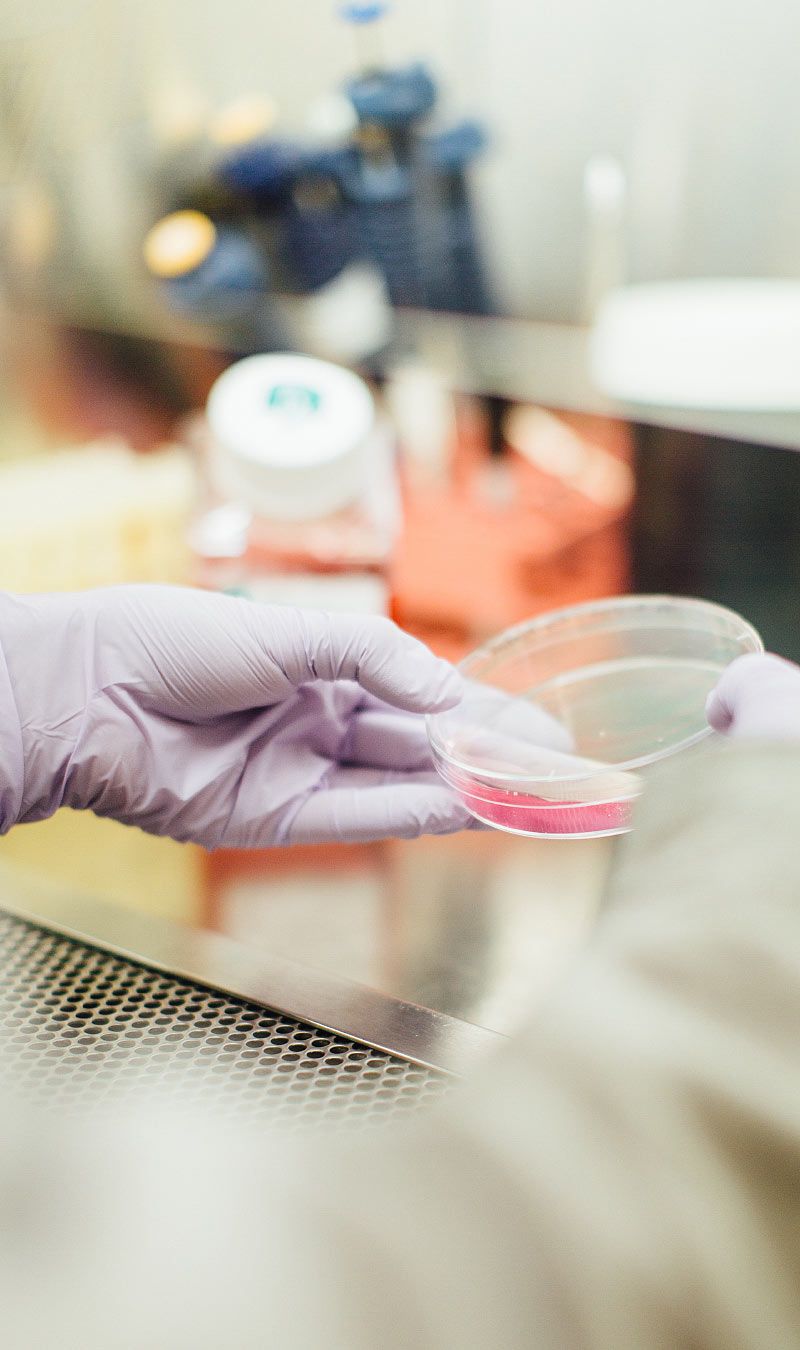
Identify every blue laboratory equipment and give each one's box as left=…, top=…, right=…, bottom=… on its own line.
left=347, top=62, right=437, bottom=164
left=420, top=120, right=493, bottom=315
left=336, top=5, right=434, bottom=306
left=339, top=2, right=388, bottom=20
left=211, top=104, right=360, bottom=299
left=143, top=210, right=285, bottom=350
left=215, top=137, right=299, bottom=208
left=281, top=147, right=362, bottom=295
left=337, top=0, right=490, bottom=316
left=145, top=0, right=495, bottom=344
left=339, top=134, right=425, bottom=308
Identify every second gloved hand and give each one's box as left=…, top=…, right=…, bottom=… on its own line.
left=0, top=586, right=478, bottom=848
left=706, top=652, right=800, bottom=742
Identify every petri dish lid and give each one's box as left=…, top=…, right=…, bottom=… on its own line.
left=428, top=595, right=763, bottom=838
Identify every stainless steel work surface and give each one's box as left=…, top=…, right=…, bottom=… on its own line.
left=0, top=868, right=501, bottom=1076
left=0, top=906, right=451, bottom=1127
left=0, top=826, right=612, bottom=1065
left=203, top=832, right=612, bottom=1039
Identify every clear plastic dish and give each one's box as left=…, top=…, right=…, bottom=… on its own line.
left=428, top=595, right=763, bottom=839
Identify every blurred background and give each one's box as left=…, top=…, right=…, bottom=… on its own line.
left=1, top=0, right=800, bottom=1035
left=3, top=0, right=800, bottom=322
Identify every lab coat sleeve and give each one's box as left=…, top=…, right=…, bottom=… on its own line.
left=253, top=740, right=800, bottom=1350
left=0, top=609, right=24, bottom=834
left=5, top=741, right=800, bottom=1349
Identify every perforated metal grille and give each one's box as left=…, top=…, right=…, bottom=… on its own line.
left=0, top=911, right=448, bottom=1129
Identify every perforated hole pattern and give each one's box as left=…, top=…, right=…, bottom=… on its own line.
left=0, top=911, right=448, bottom=1130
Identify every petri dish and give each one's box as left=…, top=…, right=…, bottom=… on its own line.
left=427, top=595, right=763, bottom=839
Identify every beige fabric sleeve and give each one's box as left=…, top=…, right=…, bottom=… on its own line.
left=5, top=742, right=800, bottom=1349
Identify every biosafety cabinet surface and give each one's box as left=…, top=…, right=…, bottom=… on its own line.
left=0, top=899, right=458, bottom=1122
left=0, top=808, right=612, bottom=1113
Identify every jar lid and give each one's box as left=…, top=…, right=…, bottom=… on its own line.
left=206, top=353, right=375, bottom=520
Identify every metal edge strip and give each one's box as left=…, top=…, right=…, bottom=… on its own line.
left=0, top=887, right=502, bottom=1076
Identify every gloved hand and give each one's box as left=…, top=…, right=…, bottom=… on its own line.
left=706, top=652, right=800, bottom=743
left=0, top=586, right=478, bottom=848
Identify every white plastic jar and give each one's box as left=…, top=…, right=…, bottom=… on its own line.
left=189, top=353, right=399, bottom=615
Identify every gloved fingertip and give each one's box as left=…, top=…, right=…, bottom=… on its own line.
left=427, top=663, right=464, bottom=711
left=390, top=657, right=464, bottom=714
left=705, top=687, right=731, bottom=733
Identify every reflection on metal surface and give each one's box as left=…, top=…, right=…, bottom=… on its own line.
left=0, top=822, right=612, bottom=1062
left=0, top=866, right=500, bottom=1076
left=207, top=832, right=612, bottom=1036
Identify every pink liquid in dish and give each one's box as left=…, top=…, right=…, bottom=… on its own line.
left=448, top=768, right=634, bottom=836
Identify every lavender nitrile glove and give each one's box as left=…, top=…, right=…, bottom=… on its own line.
left=706, top=652, right=800, bottom=743
left=0, top=586, right=476, bottom=848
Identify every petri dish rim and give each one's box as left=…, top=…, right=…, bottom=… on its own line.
left=427, top=594, right=764, bottom=785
